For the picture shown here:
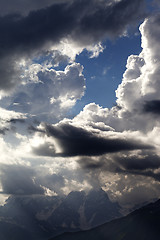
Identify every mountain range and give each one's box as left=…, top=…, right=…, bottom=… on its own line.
left=51, top=198, right=160, bottom=240
left=0, top=189, right=121, bottom=240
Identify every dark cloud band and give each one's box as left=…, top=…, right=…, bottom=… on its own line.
left=42, top=123, right=153, bottom=157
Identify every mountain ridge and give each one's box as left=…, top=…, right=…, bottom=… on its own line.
left=0, top=188, right=121, bottom=240
left=50, top=199, right=160, bottom=240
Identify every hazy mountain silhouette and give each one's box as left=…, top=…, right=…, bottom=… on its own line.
left=0, top=189, right=121, bottom=240
left=51, top=199, right=160, bottom=240
left=48, top=188, right=121, bottom=231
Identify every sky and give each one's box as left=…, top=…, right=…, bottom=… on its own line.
left=0, top=0, right=160, bottom=208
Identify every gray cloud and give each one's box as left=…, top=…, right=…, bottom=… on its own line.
left=0, top=165, right=44, bottom=195
left=78, top=150, right=160, bottom=183
left=36, top=174, right=65, bottom=195
left=116, top=152, right=160, bottom=171
left=0, top=56, right=21, bottom=91
left=0, top=127, right=9, bottom=135
left=32, top=142, right=56, bottom=157
left=0, top=107, right=26, bottom=136
left=0, top=0, right=146, bottom=92
left=0, top=0, right=67, bottom=16
left=114, top=152, right=160, bottom=182
left=79, top=157, right=106, bottom=170
left=0, top=0, right=146, bottom=56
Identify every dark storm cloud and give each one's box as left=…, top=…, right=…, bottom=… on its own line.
left=143, top=100, right=160, bottom=114
left=0, top=0, right=146, bottom=55
left=0, top=165, right=44, bottom=195
left=0, top=0, right=146, bottom=91
left=43, top=123, right=152, bottom=157
left=115, top=152, right=160, bottom=181
left=0, top=0, right=67, bottom=16
left=116, top=153, right=160, bottom=171
left=78, top=151, right=160, bottom=182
